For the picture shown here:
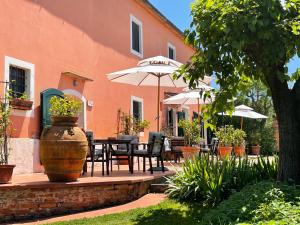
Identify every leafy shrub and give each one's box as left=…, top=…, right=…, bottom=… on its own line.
left=166, top=156, right=278, bottom=206
left=178, top=119, right=201, bottom=146
left=201, top=181, right=300, bottom=225
left=49, top=95, right=82, bottom=117
left=215, top=125, right=235, bottom=147
left=232, top=129, right=246, bottom=147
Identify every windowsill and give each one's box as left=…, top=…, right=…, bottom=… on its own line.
left=11, top=106, right=34, bottom=117
left=130, top=49, right=143, bottom=58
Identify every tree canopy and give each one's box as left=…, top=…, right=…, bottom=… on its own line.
left=181, top=0, right=300, bottom=182
left=181, top=0, right=300, bottom=112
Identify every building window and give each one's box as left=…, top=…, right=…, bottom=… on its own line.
left=5, top=56, right=35, bottom=117
left=168, top=42, right=176, bottom=60
left=9, top=66, right=27, bottom=98
left=130, top=15, right=143, bottom=58
left=131, top=96, right=143, bottom=121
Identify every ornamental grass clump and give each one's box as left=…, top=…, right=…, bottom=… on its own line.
left=166, top=155, right=278, bottom=206
left=49, top=95, right=82, bottom=117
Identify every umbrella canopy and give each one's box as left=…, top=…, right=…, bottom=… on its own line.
left=107, top=55, right=210, bottom=131
left=218, top=104, right=268, bottom=129
left=163, top=85, right=214, bottom=105
left=163, top=85, right=214, bottom=125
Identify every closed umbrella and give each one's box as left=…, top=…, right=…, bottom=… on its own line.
left=107, top=55, right=211, bottom=131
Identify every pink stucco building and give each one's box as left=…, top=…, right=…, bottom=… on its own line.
left=0, top=0, right=208, bottom=174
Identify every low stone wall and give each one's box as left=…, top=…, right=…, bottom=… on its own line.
left=0, top=180, right=152, bottom=223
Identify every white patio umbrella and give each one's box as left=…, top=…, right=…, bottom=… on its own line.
left=163, top=84, right=214, bottom=122
left=219, top=104, right=268, bottom=129
left=107, top=55, right=211, bottom=131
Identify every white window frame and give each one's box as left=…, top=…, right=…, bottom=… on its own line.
left=130, top=14, right=143, bottom=58
left=4, top=56, right=35, bottom=117
left=167, top=42, right=176, bottom=60
left=131, top=96, right=144, bottom=121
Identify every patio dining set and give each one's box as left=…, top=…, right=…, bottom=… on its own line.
left=82, top=131, right=167, bottom=176
left=82, top=130, right=221, bottom=177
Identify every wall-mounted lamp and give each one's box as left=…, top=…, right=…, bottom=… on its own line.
left=73, top=79, right=78, bottom=86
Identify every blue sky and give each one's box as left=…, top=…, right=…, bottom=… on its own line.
left=149, top=0, right=299, bottom=77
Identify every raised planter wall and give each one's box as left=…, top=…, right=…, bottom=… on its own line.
left=0, top=180, right=152, bottom=223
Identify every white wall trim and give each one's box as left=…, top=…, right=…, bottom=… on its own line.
left=167, top=42, right=176, bottom=60
left=4, top=56, right=35, bottom=117
left=130, top=14, right=143, bottom=58
left=131, top=95, right=144, bottom=120
left=62, top=89, right=87, bottom=130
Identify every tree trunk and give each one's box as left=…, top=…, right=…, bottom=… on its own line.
left=266, top=68, right=300, bottom=183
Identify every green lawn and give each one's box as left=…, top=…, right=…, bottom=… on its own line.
left=50, top=181, right=300, bottom=225
left=49, top=200, right=205, bottom=225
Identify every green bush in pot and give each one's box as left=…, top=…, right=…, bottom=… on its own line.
left=233, top=129, right=247, bottom=157
left=0, top=90, right=15, bottom=184
left=178, top=119, right=201, bottom=159
left=49, top=95, right=82, bottom=118
left=215, top=125, right=235, bottom=159
left=178, top=119, right=201, bottom=147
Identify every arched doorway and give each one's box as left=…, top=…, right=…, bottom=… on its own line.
left=62, top=89, right=87, bottom=130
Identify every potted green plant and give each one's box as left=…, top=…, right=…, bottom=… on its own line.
left=233, top=129, right=247, bottom=157
left=178, top=119, right=201, bottom=159
left=10, top=93, right=33, bottom=110
left=215, top=125, right=235, bottom=159
left=0, top=91, right=15, bottom=184
left=117, top=110, right=150, bottom=164
left=40, top=95, right=88, bottom=182
left=133, top=119, right=150, bottom=135
left=249, top=132, right=261, bottom=155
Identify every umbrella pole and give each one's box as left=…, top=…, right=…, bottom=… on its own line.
left=241, top=117, right=243, bottom=130
left=157, top=76, right=161, bottom=132
left=197, top=98, right=200, bottom=124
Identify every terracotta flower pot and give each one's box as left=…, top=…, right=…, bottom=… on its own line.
left=40, top=116, right=88, bottom=182
left=0, top=165, right=15, bottom=184
left=181, top=146, right=200, bottom=159
left=251, top=145, right=260, bottom=155
left=218, top=146, right=233, bottom=159
left=234, top=146, right=245, bottom=157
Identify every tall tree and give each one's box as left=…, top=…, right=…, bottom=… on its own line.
left=181, top=0, right=300, bottom=182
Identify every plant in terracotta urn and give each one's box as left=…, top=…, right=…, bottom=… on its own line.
left=215, top=125, right=235, bottom=159
left=178, top=119, right=201, bottom=159
left=40, top=95, right=88, bottom=182
left=249, top=132, right=261, bottom=155
left=233, top=129, right=247, bottom=157
left=0, top=90, right=15, bottom=184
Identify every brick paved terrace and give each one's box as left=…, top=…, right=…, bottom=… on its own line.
left=0, top=163, right=176, bottom=223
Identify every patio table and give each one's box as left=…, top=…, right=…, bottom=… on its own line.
left=93, top=139, right=131, bottom=175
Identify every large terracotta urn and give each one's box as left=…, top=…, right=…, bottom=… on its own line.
left=40, top=116, right=88, bottom=182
